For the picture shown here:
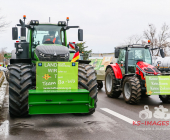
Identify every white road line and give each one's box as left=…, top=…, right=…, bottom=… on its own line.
left=101, top=108, right=137, bottom=124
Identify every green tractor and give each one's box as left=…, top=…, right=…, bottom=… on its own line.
left=9, top=16, right=97, bottom=117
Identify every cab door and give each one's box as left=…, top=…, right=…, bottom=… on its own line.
left=117, top=49, right=126, bottom=75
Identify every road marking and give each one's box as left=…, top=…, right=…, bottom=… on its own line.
left=101, top=108, right=137, bottom=124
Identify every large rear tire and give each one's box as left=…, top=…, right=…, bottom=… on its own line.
left=9, top=63, right=32, bottom=117
left=78, top=64, right=98, bottom=115
left=105, top=68, right=121, bottom=98
left=159, top=95, right=170, bottom=103
left=123, top=77, right=141, bottom=104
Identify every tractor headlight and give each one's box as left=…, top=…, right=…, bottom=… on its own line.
left=58, top=21, right=62, bottom=25
left=30, top=20, right=39, bottom=25
left=58, top=21, right=66, bottom=26
left=62, top=21, right=66, bottom=25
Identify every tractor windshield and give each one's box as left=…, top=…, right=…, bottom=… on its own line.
left=117, top=48, right=152, bottom=74
left=128, top=48, right=152, bottom=65
left=32, top=25, right=65, bottom=46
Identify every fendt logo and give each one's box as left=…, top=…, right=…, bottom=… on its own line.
left=43, top=74, right=51, bottom=80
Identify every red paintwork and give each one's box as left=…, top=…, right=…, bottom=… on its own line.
left=136, top=61, right=161, bottom=80
left=107, top=63, right=123, bottom=79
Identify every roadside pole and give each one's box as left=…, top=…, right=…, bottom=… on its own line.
left=3, top=58, right=5, bottom=68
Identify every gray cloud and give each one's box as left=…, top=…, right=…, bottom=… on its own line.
left=0, top=0, right=170, bottom=53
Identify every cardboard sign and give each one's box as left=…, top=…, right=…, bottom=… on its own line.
left=89, top=57, right=113, bottom=80
left=146, top=76, right=170, bottom=95
left=36, top=62, right=78, bottom=90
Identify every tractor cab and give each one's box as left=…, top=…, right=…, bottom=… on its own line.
left=116, top=45, right=152, bottom=74
left=105, top=43, right=167, bottom=105
left=11, top=16, right=83, bottom=63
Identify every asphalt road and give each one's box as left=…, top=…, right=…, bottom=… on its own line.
left=1, top=85, right=170, bottom=140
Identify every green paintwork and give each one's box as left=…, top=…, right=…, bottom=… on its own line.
left=146, top=76, right=170, bottom=95
left=36, top=62, right=78, bottom=90
left=69, top=53, right=75, bottom=61
left=25, top=24, right=92, bottom=115
left=65, top=30, right=67, bottom=46
left=28, top=89, right=94, bottom=114
left=4, top=53, right=11, bottom=59
left=34, top=52, right=39, bottom=61
left=29, top=104, right=89, bottom=114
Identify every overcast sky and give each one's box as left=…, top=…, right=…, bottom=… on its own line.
left=0, top=0, right=170, bottom=53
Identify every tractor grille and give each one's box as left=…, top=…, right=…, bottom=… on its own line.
left=35, top=45, right=69, bottom=62
left=144, top=68, right=154, bottom=73
left=153, top=68, right=160, bottom=73
left=35, top=50, right=69, bottom=62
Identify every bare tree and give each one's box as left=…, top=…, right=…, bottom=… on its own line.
left=125, top=34, right=143, bottom=45
left=0, top=47, right=8, bottom=65
left=143, top=24, right=157, bottom=55
left=143, top=23, right=170, bottom=56
left=158, top=23, right=170, bottom=56
left=0, top=9, right=9, bottom=31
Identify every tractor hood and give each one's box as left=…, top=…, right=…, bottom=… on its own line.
left=136, top=61, right=161, bottom=75
left=35, top=45, right=69, bottom=61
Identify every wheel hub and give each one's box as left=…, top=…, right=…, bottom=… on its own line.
left=106, top=73, right=112, bottom=92
left=124, top=82, right=131, bottom=99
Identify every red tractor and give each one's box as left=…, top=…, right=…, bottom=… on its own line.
left=105, top=44, right=169, bottom=104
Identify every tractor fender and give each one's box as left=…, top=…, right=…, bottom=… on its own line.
left=106, top=63, right=123, bottom=79
left=120, top=74, right=135, bottom=86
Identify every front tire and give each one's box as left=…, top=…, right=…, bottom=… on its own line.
left=159, top=95, right=170, bottom=103
left=78, top=64, right=98, bottom=115
left=9, top=63, right=32, bottom=117
left=105, top=68, right=121, bottom=98
left=123, top=77, right=141, bottom=104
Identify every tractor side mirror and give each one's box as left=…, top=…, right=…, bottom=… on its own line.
left=78, top=29, right=83, bottom=41
left=12, top=27, right=18, bottom=40
left=160, top=48, right=165, bottom=58
left=115, top=48, right=119, bottom=58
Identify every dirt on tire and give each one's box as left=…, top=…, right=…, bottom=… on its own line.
left=9, top=63, right=32, bottom=117
left=122, top=76, right=141, bottom=104
left=78, top=64, right=98, bottom=115
left=105, top=68, right=121, bottom=98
